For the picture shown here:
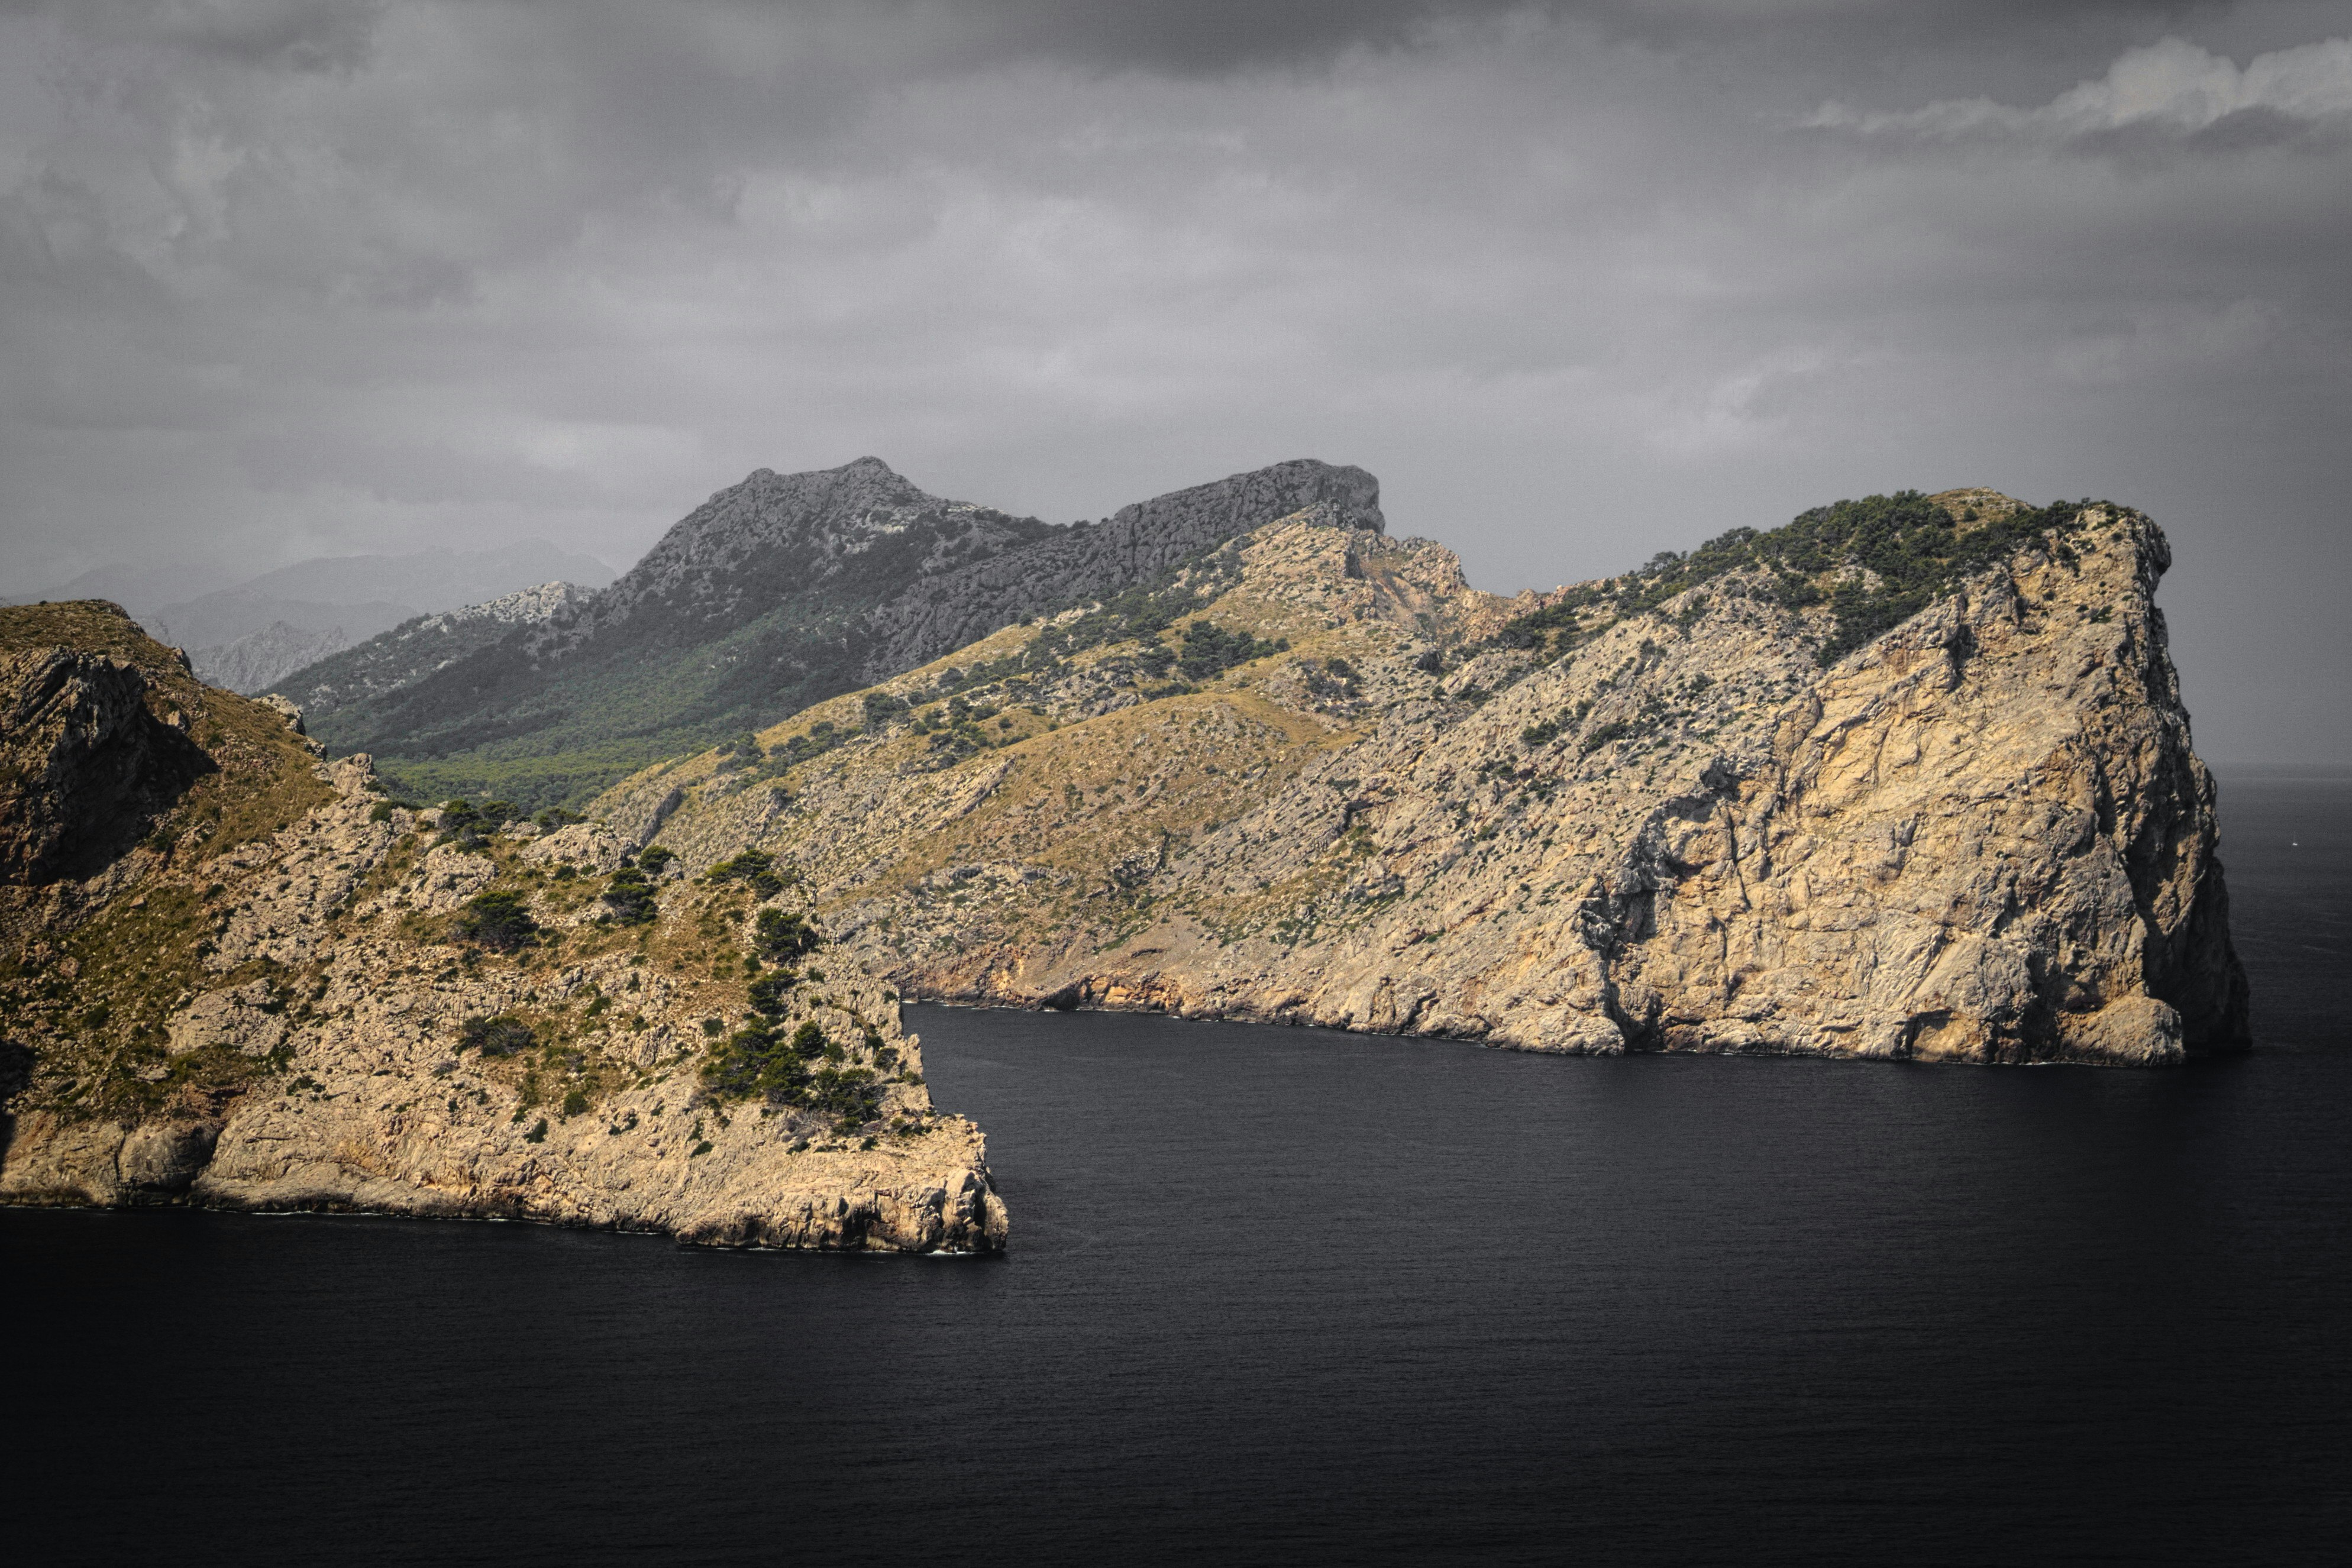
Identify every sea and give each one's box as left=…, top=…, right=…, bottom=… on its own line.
left=8, top=772, right=2348, bottom=1566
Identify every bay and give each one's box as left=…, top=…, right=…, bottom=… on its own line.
left=7, top=775, right=2349, bottom=1565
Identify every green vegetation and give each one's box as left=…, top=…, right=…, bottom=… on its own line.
left=1177, top=621, right=1287, bottom=681
left=454, top=890, right=538, bottom=951
left=600, top=865, right=659, bottom=924
left=752, top=907, right=823, bottom=964
left=699, top=1014, right=884, bottom=1123
left=1491, top=492, right=2097, bottom=665
left=707, top=849, right=786, bottom=899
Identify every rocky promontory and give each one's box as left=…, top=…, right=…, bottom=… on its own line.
left=0, top=602, right=1007, bottom=1248
left=617, top=487, right=2246, bottom=1066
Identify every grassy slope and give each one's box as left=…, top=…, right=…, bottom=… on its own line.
left=597, top=520, right=1494, bottom=946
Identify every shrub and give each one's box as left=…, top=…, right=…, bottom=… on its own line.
left=455, top=891, right=538, bottom=951
left=1177, top=621, right=1285, bottom=681
left=560, top=1088, right=589, bottom=1118
left=522, top=1118, right=548, bottom=1143
left=602, top=867, right=658, bottom=924
left=699, top=1018, right=831, bottom=1103
left=748, top=974, right=793, bottom=1017
left=754, top=907, right=824, bottom=962
left=709, top=849, right=784, bottom=899
left=638, top=844, right=677, bottom=877
left=807, top=1064, right=881, bottom=1124
left=460, top=1013, right=535, bottom=1056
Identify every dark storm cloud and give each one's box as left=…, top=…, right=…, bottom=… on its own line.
left=0, top=0, right=2346, bottom=761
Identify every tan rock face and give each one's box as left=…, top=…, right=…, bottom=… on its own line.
left=0, top=603, right=1007, bottom=1251
left=622, top=497, right=2244, bottom=1068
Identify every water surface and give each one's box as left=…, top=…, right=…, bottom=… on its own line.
left=8, top=775, right=2348, bottom=1565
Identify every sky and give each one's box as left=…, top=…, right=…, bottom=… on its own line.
left=2, top=1, right=2347, bottom=762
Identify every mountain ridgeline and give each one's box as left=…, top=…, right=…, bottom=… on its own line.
left=289, top=458, right=1383, bottom=810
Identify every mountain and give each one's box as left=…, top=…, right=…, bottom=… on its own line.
left=0, top=599, right=1005, bottom=1249
left=156, top=596, right=419, bottom=655
left=2, top=561, right=241, bottom=614
left=0, top=471, right=2254, bottom=1247
left=270, top=580, right=593, bottom=710
left=189, top=621, right=354, bottom=695
left=301, top=456, right=1382, bottom=811
left=146, top=540, right=617, bottom=653
left=599, top=487, right=2248, bottom=1066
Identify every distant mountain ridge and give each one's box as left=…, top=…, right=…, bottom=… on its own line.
left=274, top=581, right=595, bottom=712
left=190, top=621, right=352, bottom=695
left=297, top=457, right=1381, bottom=809
left=149, top=541, right=615, bottom=652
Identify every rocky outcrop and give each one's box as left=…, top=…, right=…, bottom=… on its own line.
left=617, top=490, right=2246, bottom=1067
left=0, top=622, right=213, bottom=892
left=0, top=603, right=1008, bottom=1250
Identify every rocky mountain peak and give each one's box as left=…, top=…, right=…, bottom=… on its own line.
left=529, top=459, right=1051, bottom=658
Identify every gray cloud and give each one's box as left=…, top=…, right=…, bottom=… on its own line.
left=0, top=0, right=2346, bottom=762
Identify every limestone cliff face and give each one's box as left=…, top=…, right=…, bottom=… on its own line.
left=0, top=603, right=1007, bottom=1249
left=616, top=492, right=2245, bottom=1066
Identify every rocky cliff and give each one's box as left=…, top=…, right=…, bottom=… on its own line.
left=612, top=489, right=2246, bottom=1066
left=0, top=602, right=1008, bottom=1249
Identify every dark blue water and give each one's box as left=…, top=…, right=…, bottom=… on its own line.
left=9, top=777, right=2350, bottom=1566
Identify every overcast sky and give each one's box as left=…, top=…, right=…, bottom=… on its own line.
left=3, top=1, right=2347, bottom=761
